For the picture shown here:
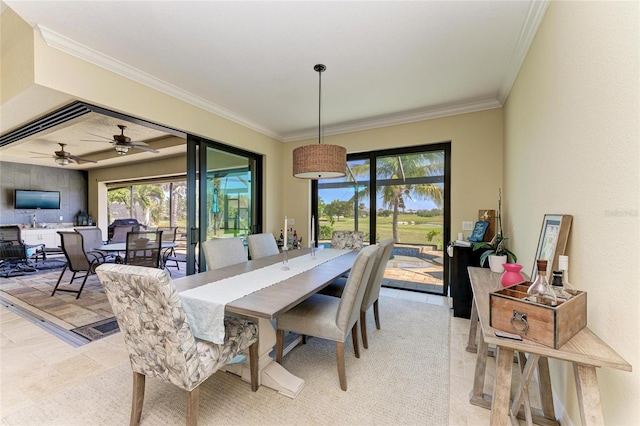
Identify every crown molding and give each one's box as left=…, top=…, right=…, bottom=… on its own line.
left=497, top=0, right=550, bottom=103
left=37, top=25, right=282, bottom=141
left=282, top=98, right=503, bottom=142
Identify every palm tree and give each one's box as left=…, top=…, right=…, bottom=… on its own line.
left=349, top=153, right=444, bottom=243
left=132, top=185, right=165, bottom=225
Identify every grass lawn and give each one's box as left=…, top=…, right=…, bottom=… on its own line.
left=321, top=214, right=444, bottom=249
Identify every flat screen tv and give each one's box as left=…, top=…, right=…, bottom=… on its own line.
left=14, top=189, right=61, bottom=210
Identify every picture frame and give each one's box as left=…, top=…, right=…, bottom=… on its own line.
left=531, top=214, right=573, bottom=279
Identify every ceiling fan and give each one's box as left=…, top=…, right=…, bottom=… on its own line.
left=30, top=143, right=97, bottom=166
left=83, top=124, right=159, bottom=155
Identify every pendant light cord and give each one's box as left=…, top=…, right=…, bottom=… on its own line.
left=315, top=64, right=326, bottom=146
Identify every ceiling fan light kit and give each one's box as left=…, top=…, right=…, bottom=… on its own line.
left=114, top=144, right=130, bottom=155
left=55, top=157, right=70, bottom=166
left=293, top=64, right=347, bottom=179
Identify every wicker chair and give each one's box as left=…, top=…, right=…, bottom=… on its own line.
left=95, top=263, right=259, bottom=426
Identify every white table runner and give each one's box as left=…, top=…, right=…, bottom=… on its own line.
left=180, top=248, right=351, bottom=344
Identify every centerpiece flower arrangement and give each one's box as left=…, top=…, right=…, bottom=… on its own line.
left=473, top=188, right=517, bottom=271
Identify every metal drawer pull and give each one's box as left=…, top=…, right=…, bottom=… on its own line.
left=510, top=310, right=529, bottom=334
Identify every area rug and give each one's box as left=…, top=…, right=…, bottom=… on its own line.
left=1, top=296, right=450, bottom=425
left=71, top=317, right=120, bottom=341
left=0, top=259, right=67, bottom=278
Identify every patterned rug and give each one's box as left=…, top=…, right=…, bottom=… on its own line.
left=0, top=259, right=67, bottom=278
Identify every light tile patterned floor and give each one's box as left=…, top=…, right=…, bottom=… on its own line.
left=1, top=277, right=501, bottom=425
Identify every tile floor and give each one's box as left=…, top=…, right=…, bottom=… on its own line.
left=1, top=284, right=503, bottom=425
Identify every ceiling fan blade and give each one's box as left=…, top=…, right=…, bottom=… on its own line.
left=86, top=133, right=114, bottom=141
left=80, top=139, right=112, bottom=143
left=29, top=151, right=54, bottom=157
left=68, top=154, right=98, bottom=164
left=130, top=145, right=159, bottom=154
left=130, top=141, right=150, bottom=147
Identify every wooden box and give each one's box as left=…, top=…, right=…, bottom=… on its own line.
left=489, top=283, right=587, bottom=349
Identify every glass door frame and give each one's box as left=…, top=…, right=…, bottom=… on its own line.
left=313, top=142, right=451, bottom=295
left=187, top=135, right=263, bottom=274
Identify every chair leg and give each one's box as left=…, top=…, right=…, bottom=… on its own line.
left=51, top=264, right=68, bottom=297
left=336, top=341, right=347, bottom=391
left=373, top=299, right=381, bottom=330
left=130, top=372, right=145, bottom=426
left=360, top=310, right=369, bottom=349
left=75, top=271, right=91, bottom=299
left=351, top=323, right=360, bottom=359
left=275, top=329, right=284, bottom=363
left=249, top=340, right=259, bottom=392
left=186, top=386, right=199, bottom=426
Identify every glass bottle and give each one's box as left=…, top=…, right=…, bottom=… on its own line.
left=527, top=259, right=557, bottom=306
left=558, top=255, right=577, bottom=296
left=551, top=270, right=572, bottom=301
left=279, top=229, right=284, bottom=245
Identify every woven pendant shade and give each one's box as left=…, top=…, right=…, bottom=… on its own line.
left=293, top=143, right=347, bottom=179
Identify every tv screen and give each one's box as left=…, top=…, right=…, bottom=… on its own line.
left=14, top=190, right=61, bottom=210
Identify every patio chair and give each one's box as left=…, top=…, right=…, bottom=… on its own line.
left=109, top=225, right=135, bottom=243
left=157, top=226, right=181, bottom=270
left=75, top=227, right=111, bottom=263
left=276, top=245, right=379, bottom=391
left=124, top=230, right=163, bottom=268
left=202, top=238, right=247, bottom=270
left=246, top=233, right=279, bottom=260
left=0, top=225, right=46, bottom=266
left=51, top=231, right=103, bottom=299
left=320, top=238, right=395, bottom=349
left=95, top=263, right=259, bottom=426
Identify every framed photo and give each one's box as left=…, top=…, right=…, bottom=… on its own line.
left=531, top=214, right=573, bottom=279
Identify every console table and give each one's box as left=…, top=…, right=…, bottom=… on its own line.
left=466, top=267, right=631, bottom=425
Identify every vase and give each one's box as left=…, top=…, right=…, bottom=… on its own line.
left=500, top=263, right=525, bottom=287
left=488, top=255, right=507, bottom=273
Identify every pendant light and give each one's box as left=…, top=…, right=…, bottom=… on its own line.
left=293, top=64, right=346, bottom=179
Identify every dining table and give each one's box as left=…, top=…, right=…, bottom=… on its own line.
left=172, top=247, right=358, bottom=398
left=97, top=241, right=177, bottom=252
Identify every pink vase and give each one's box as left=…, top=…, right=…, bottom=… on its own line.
left=500, top=263, right=525, bottom=287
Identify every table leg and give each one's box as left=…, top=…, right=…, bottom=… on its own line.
left=490, top=346, right=515, bottom=426
left=223, top=317, right=305, bottom=398
left=537, top=356, right=556, bottom=420
left=466, top=300, right=479, bottom=353
left=573, top=363, right=605, bottom=426
left=469, top=329, right=492, bottom=408
left=511, top=353, right=540, bottom=426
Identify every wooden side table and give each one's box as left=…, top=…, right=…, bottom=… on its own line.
left=467, top=267, right=631, bottom=426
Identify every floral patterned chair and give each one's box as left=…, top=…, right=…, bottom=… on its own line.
left=330, top=231, right=364, bottom=250
left=95, top=264, right=259, bottom=426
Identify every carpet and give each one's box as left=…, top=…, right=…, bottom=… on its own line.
left=1, top=296, right=450, bottom=425
left=71, top=317, right=120, bottom=341
left=0, top=259, right=67, bottom=278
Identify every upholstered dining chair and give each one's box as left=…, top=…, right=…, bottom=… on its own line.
left=95, top=264, right=259, bottom=426
left=124, top=230, right=163, bottom=268
left=320, top=238, right=395, bottom=349
left=275, top=244, right=379, bottom=391
left=246, top=233, right=279, bottom=260
left=202, top=238, right=247, bottom=270
left=75, top=227, right=110, bottom=263
left=331, top=230, right=364, bottom=250
left=52, top=231, right=103, bottom=299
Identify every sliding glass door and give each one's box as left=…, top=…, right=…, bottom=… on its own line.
left=187, top=136, right=262, bottom=274
left=316, top=143, right=450, bottom=295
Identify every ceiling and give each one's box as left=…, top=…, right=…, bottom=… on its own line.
left=0, top=1, right=548, bottom=170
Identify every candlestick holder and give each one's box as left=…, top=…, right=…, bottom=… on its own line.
left=310, top=240, right=317, bottom=259
left=281, top=247, right=290, bottom=270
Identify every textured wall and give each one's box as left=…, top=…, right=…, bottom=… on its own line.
left=504, top=1, right=639, bottom=424
left=0, top=161, right=88, bottom=226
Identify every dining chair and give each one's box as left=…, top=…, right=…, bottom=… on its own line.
left=75, top=227, right=110, bottom=263
left=275, top=244, right=379, bottom=391
left=124, top=230, right=163, bottom=268
left=331, top=230, right=364, bottom=250
left=51, top=231, right=103, bottom=299
left=110, top=225, right=135, bottom=243
left=246, top=233, right=279, bottom=260
left=202, top=238, right=247, bottom=270
left=320, top=238, right=395, bottom=349
left=0, top=225, right=46, bottom=264
left=157, top=226, right=180, bottom=270
left=95, top=263, right=259, bottom=426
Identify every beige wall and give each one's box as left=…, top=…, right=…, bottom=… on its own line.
left=283, top=108, right=504, bottom=244
left=504, top=1, right=639, bottom=424
left=0, top=8, right=34, bottom=104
